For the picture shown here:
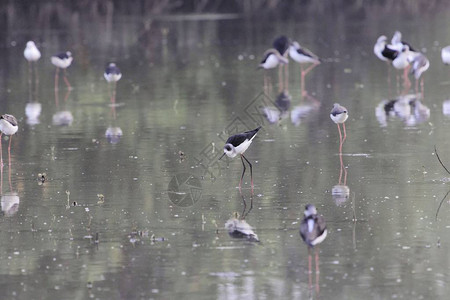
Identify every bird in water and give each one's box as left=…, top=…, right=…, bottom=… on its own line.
left=219, top=126, right=261, bottom=194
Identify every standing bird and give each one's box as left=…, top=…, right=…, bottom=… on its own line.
left=374, top=35, right=389, bottom=62
left=273, top=36, right=290, bottom=91
left=409, top=53, right=430, bottom=95
left=300, top=204, right=327, bottom=248
left=24, top=41, right=41, bottom=62
left=300, top=203, right=327, bottom=291
left=219, top=126, right=261, bottom=194
left=330, top=103, right=348, bottom=154
left=259, top=49, right=289, bottom=94
left=24, top=41, right=41, bottom=97
left=441, top=46, right=450, bottom=65
left=51, top=51, right=73, bottom=90
left=289, top=41, right=321, bottom=95
left=0, top=114, right=18, bottom=167
left=104, top=63, right=122, bottom=105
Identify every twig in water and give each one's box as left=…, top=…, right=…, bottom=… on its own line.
left=434, top=145, right=450, bottom=175
left=436, top=189, right=450, bottom=221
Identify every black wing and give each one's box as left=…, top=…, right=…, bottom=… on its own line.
left=260, top=52, right=271, bottom=64
left=54, top=52, right=69, bottom=59
left=273, top=36, right=289, bottom=56
left=226, top=127, right=261, bottom=147
left=381, top=46, right=397, bottom=61
left=105, top=64, right=121, bottom=75
left=402, top=41, right=415, bottom=52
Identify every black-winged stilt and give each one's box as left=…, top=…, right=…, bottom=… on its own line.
left=289, top=41, right=321, bottom=96
left=409, top=52, right=429, bottom=95
left=330, top=103, right=348, bottom=154
left=104, top=63, right=122, bottom=104
left=219, top=126, right=261, bottom=194
left=300, top=204, right=327, bottom=293
left=51, top=51, right=73, bottom=90
left=259, top=49, right=288, bottom=94
left=0, top=114, right=18, bottom=167
left=24, top=41, right=41, bottom=96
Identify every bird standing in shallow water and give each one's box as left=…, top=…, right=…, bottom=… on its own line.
left=409, top=53, right=429, bottom=96
left=51, top=51, right=73, bottom=90
left=330, top=103, right=348, bottom=154
left=219, top=126, right=261, bottom=194
left=104, top=63, right=122, bottom=105
left=24, top=41, right=41, bottom=96
left=259, top=48, right=288, bottom=94
left=300, top=204, right=327, bottom=294
left=289, top=41, right=321, bottom=96
left=300, top=204, right=327, bottom=248
left=0, top=114, right=18, bottom=167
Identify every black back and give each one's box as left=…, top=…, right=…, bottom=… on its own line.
left=54, top=52, right=70, bottom=59
left=381, top=46, right=398, bottom=61
left=299, top=214, right=327, bottom=247
left=273, top=36, right=289, bottom=56
left=105, top=64, right=121, bottom=75
left=226, top=126, right=261, bottom=147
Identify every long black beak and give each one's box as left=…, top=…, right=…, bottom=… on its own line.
left=219, top=153, right=226, bottom=160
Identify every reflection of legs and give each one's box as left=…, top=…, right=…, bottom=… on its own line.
left=55, top=68, right=60, bottom=107
left=34, top=62, right=39, bottom=91
left=239, top=155, right=246, bottom=193
left=242, top=155, right=253, bottom=194
left=315, top=249, right=320, bottom=295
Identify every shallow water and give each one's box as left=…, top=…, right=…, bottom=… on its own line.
left=1, top=4, right=450, bottom=299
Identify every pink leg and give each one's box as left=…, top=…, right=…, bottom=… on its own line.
left=315, top=250, right=320, bottom=295
left=337, top=124, right=343, bottom=153
left=55, top=68, right=60, bottom=107
left=300, top=65, right=305, bottom=97
left=8, top=135, right=12, bottom=167
left=278, top=65, right=283, bottom=92
left=342, top=122, right=347, bottom=144
left=63, top=69, right=71, bottom=90
left=0, top=132, right=2, bottom=167
left=339, top=152, right=344, bottom=185
left=284, top=63, right=289, bottom=91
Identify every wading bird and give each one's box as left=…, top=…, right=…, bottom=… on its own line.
left=51, top=51, right=73, bottom=90
left=0, top=114, right=18, bottom=167
left=330, top=103, right=348, bottom=153
left=289, top=41, right=321, bottom=96
left=219, top=126, right=261, bottom=194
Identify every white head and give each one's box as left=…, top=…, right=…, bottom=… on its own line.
left=304, top=204, right=317, bottom=217
left=392, top=31, right=402, bottom=44
left=109, top=63, right=116, bottom=67
left=223, top=143, right=237, bottom=158
left=66, top=51, right=72, bottom=57
left=26, top=41, right=36, bottom=47
left=292, top=41, right=301, bottom=49
left=377, top=35, right=387, bottom=43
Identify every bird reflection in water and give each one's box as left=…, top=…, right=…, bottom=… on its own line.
left=52, top=69, right=73, bottom=126
left=224, top=196, right=258, bottom=242
left=0, top=135, right=19, bottom=217
left=262, top=90, right=320, bottom=126
left=375, top=94, right=430, bottom=127
left=331, top=149, right=350, bottom=206
left=104, top=64, right=123, bottom=144
left=24, top=41, right=42, bottom=126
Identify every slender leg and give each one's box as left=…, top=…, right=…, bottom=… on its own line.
left=337, top=124, right=343, bottom=154
left=63, top=69, right=71, bottom=90
left=242, top=155, right=253, bottom=194
left=278, top=65, right=283, bottom=92
left=300, top=65, right=305, bottom=97
left=28, top=61, right=32, bottom=98
left=421, top=78, right=424, bottom=98
left=308, top=247, right=313, bottom=291
left=338, top=151, right=344, bottom=185
left=8, top=136, right=12, bottom=167
left=0, top=133, right=2, bottom=167
left=34, top=62, right=39, bottom=93
left=113, top=81, right=117, bottom=104
left=342, top=122, right=347, bottom=144
left=55, top=67, right=60, bottom=107
left=284, top=63, right=289, bottom=91
left=303, top=62, right=318, bottom=77
left=315, top=249, right=320, bottom=295
left=239, top=155, right=246, bottom=192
